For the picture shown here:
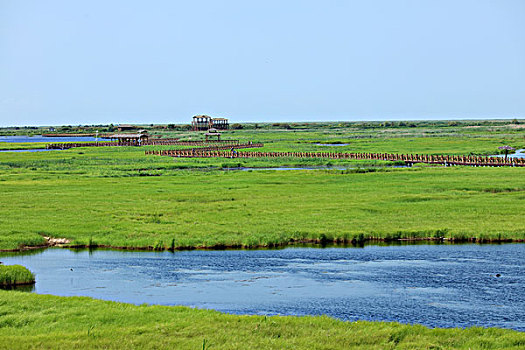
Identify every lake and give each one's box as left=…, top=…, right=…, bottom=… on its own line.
left=1, top=244, right=523, bottom=331
left=0, top=135, right=100, bottom=143
left=0, top=149, right=62, bottom=153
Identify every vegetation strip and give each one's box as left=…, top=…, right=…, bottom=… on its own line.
left=5, top=236, right=523, bottom=254
left=0, top=291, right=523, bottom=349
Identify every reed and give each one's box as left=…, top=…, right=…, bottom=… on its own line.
left=0, top=167, right=523, bottom=251
left=0, top=265, right=35, bottom=286
left=0, top=291, right=523, bottom=349
left=0, top=124, right=524, bottom=251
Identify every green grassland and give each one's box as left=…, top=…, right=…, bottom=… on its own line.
left=1, top=123, right=524, bottom=347
left=0, top=127, right=524, bottom=250
left=164, top=123, right=525, bottom=156
left=0, top=291, right=523, bottom=349
left=2, top=121, right=524, bottom=154
left=224, top=125, right=524, bottom=155
left=0, top=142, right=51, bottom=150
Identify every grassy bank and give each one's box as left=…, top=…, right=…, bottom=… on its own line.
left=0, top=166, right=524, bottom=250
left=0, top=265, right=35, bottom=286
left=0, top=291, right=523, bottom=349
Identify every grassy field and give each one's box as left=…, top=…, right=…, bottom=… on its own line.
left=0, top=265, right=34, bottom=286
left=0, top=142, right=53, bottom=150
left=222, top=125, right=524, bottom=155
left=0, top=155, right=524, bottom=250
left=2, top=122, right=525, bottom=154
left=0, top=123, right=524, bottom=347
left=0, top=124, right=524, bottom=250
left=0, top=291, right=523, bottom=349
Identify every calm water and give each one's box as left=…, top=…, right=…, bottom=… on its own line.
left=0, top=135, right=99, bottom=143
left=490, top=149, right=525, bottom=159
left=0, top=149, right=62, bottom=153
left=1, top=244, right=523, bottom=330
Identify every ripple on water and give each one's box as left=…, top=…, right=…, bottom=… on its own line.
left=0, top=244, right=524, bottom=331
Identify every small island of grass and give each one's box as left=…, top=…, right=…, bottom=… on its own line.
left=0, top=264, right=35, bottom=286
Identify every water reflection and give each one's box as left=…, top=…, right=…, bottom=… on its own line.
left=0, top=284, right=35, bottom=292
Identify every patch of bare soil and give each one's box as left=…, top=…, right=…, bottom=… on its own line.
left=43, top=236, right=71, bottom=246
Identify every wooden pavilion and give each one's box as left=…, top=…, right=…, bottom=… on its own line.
left=192, top=115, right=212, bottom=131
left=108, top=132, right=149, bottom=145
left=210, top=118, right=229, bottom=130
left=192, top=115, right=229, bottom=131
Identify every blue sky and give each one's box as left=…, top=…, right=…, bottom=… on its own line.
left=1, top=0, right=524, bottom=126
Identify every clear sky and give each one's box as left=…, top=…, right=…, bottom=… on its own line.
left=1, top=0, right=524, bottom=126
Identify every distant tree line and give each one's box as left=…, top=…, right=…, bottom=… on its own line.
left=0, top=118, right=522, bottom=136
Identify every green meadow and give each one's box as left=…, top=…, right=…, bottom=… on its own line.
left=0, top=166, right=524, bottom=250
left=0, top=291, right=524, bottom=350
left=0, top=123, right=524, bottom=250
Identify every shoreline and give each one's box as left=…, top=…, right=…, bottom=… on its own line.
left=0, top=280, right=35, bottom=287
left=2, top=236, right=524, bottom=253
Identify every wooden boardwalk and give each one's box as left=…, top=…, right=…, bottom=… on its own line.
left=46, top=142, right=120, bottom=149
left=46, top=139, right=242, bottom=149
left=146, top=148, right=525, bottom=167
left=44, top=139, right=524, bottom=167
left=143, top=139, right=240, bottom=146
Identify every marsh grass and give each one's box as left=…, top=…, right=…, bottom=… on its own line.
left=0, top=166, right=523, bottom=250
left=0, top=125, right=524, bottom=250
left=0, top=124, right=524, bottom=347
left=0, top=265, right=35, bottom=286
left=0, top=291, right=523, bottom=349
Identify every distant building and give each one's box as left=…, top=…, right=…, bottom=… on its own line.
left=192, top=115, right=211, bottom=131
left=117, top=124, right=136, bottom=132
left=107, top=129, right=148, bottom=145
left=192, top=115, right=229, bottom=131
left=48, top=127, right=56, bottom=132
left=108, top=131, right=148, bottom=145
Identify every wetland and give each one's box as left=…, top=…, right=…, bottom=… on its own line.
left=1, top=121, right=524, bottom=349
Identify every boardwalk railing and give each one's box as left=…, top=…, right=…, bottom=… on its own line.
left=145, top=143, right=263, bottom=156
left=141, top=138, right=180, bottom=145
left=143, top=140, right=240, bottom=146
left=46, top=139, right=242, bottom=149
left=46, top=142, right=120, bottom=149
left=146, top=149, right=525, bottom=167
left=184, top=143, right=263, bottom=152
